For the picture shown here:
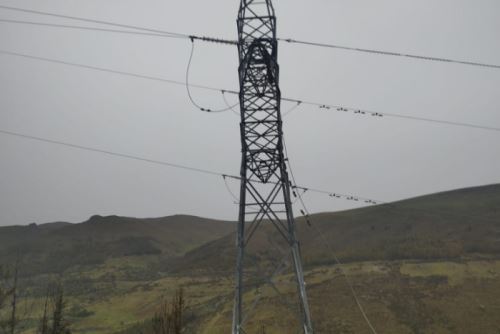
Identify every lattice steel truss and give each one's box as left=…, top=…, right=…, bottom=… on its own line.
left=232, top=1, right=314, bottom=333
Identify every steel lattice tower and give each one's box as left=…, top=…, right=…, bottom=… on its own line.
left=233, top=1, right=314, bottom=333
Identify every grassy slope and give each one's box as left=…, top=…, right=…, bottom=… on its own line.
left=2, top=184, right=500, bottom=333
left=12, top=259, right=500, bottom=334
left=190, top=260, right=500, bottom=334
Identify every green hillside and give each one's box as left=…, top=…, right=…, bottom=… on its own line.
left=1, top=184, right=499, bottom=333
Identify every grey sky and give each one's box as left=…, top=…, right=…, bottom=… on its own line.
left=1, top=0, right=499, bottom=226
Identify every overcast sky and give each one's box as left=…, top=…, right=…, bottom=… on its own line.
left=1, top=0, right=499, bottom=226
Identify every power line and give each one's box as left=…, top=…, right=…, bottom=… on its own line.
left=186, top=40, right=237, bottom=113
left=2, top=128, right=491, bottom=224
left=279, top=38, right=500, bottom=70
left=222, top=175, right=240, bottom=204
left=2, top=4, right=498, bottom=70
left=281, top=101, right=303, bottom=118
left=285, top=145, right=498, bottom=334
left=0, top=4, right=185, bottom=38
left=294, top=184, right=383, bottom=205
left=283, top=136, right=378, bottom=334
left=1, top=49, right=499, bottom=133
left=0, top=5, right=237, bottom=45
left=0, top=128, right=224, bottom=177
left=221, top=91, right=241, bottom=116
left=0, top=128, right=377, bottom=206
left=285, top=139, right=497, bottom=222
left=309, top=219, right=379, bottom=334
left=285, top=135, right=497, bottom=234
left=0, top=49, right=226, bottom=92
left=2, top=5, right=499, bottom=70
left=283, top=138, right=381, bottom=217
left=283, top=98, right=500, bottom=133
left=0, top=18, right=177, bottom=38
left=220, top=88, right=303, bottom=118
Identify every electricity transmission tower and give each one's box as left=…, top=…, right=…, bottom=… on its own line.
left=233, top=0, right=314, bottom=333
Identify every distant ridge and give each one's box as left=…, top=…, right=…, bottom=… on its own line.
left=1, top=184, right=499, bottom=276
left=172, top=183, right=500, bottom=273
left=0, top=214, right=234, bottom=276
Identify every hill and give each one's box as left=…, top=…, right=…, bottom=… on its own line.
left=173, top=184, right=500, bottom=274
left=1, top=184, right=500, bottom=333
left=0, top=214, right=234, bottom=276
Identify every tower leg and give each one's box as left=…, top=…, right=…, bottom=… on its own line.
left=232, top=162, right=247, bottom=334
left=283, top=171, right=314, bottom=334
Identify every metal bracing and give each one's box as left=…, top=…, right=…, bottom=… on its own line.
left=232, top=1, right=314, bottom=333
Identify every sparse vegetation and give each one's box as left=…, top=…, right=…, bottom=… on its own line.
left=0, top=261, right=21, bottom=334
left=0, top=185, right=499, bottom=333
left=36, top=281, right=73, bottom=334
left=151, top=288, right=185, bottom=334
